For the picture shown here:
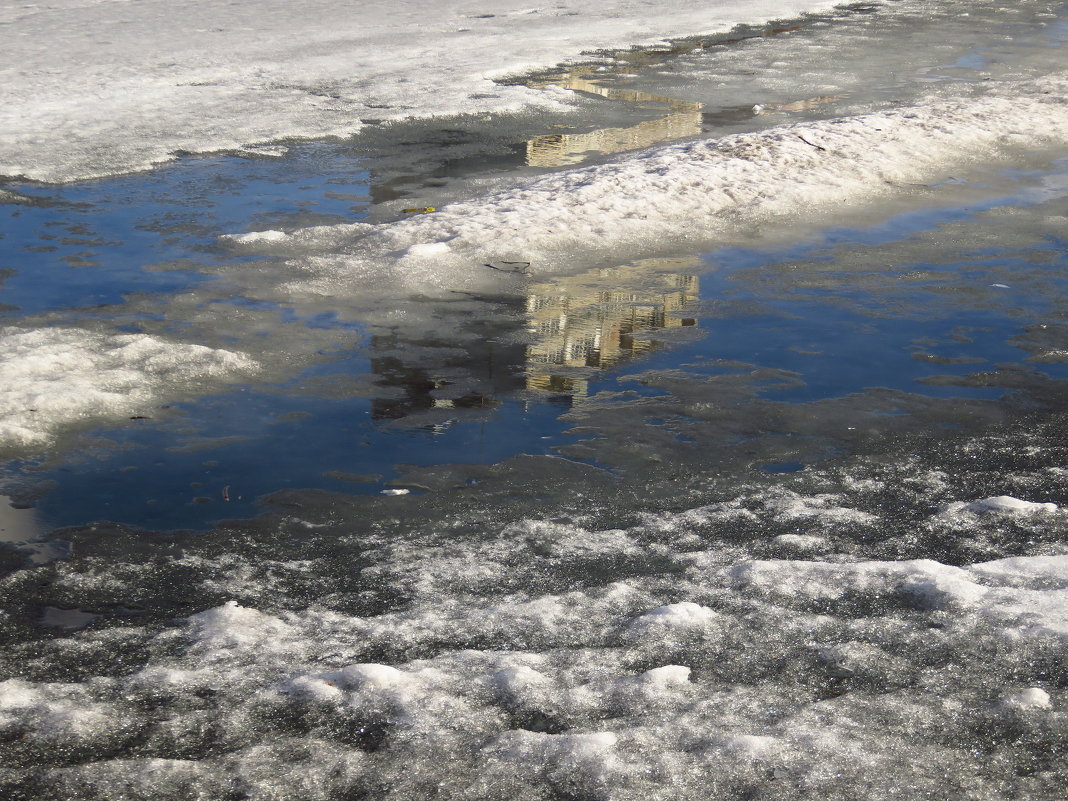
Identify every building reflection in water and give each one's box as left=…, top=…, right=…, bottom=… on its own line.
left=524, top=67, right=705, bottom=168
left=522, top=64, right=840, bottom=168
left=361, top=37, right=851, bottom=428
left=363, top=53, right=839, bottom=203
left=369, top=258, right=700, bottom=429
left=525, top=257, right=699, bottom=398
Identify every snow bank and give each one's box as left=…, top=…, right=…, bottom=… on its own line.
left=9, top=546, right=1068, bottom=800
left=1, top=0, right=845, bottom=182
left=937, top=494, right=1060, bottom=519
left=225, top=79, right=1068, bottom=295
left=729, top=554, right=1068, bottom=637
left=5, top=460, right=1068, bottom=800
left=0, top=327, right=256, bottom=450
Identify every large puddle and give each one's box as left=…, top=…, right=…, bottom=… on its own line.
left=0, top=0, right=1066, bottom=538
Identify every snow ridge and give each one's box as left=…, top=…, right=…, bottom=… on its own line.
left=226, top=77, right=1068, bottom=295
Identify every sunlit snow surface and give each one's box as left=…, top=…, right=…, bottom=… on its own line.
left=3, top=0, right=1068, bottom=798
left=0, top=0, right=845, bottom=183
left=0, top=327, right=255, bottom=448
left=4, top=425, right=1068, bottom=800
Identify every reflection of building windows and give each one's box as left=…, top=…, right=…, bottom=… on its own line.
left=365, top=259, right=701, bottom=427
left=536, top=317, right=563, bottom=337
left=527, top=373, right=588, bottom=397
left=524, top=69, right=704, bottom=168
left=526, top=258, right=701, bottom=392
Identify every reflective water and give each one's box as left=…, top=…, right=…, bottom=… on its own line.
left=1, top=0, right=1066, bottom=538
left=4, top=162, right=1066, bottom=536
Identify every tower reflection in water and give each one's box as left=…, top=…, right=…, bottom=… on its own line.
left=524, top=67, right=705, bottom=168
left=525, top=258, right=699, bottom=399
left=369, top=258, right=700, bottom=431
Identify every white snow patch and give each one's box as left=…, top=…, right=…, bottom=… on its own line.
left=627, top=602, right=718, bottom=637
left=729, top=554, right=1068, bottom=640
left=403, top=242, right=452, bottom=259
left=969, top=555, right=1068, bottom=589
left=334, top=663, right=411, bottom=691
left=228, top=229, right=289, bottom=244
left=726, top=558, right=962, bottom=601
left=0, top=326, right=257, bottom=451
left=1, top=0, right=847, bottom=182
left=0, top=678, right=43, bottom=711
left=0, top=680, right=123, bottom=747
left=487, top=729, right=621, bottom=786
left=493, top=665, right=550, bottom=696
left=940, top=495, right=1059, bottom=518
left=185, top=601, right=295, bottom=659
left=222, top=222, right=375, bottom=250
left=998, top=687, right=1051, bottom=711
left=639, top=664, right=692, bottom=689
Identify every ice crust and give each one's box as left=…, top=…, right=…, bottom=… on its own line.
left=225, top=80, right=1068, bottom=296
left=3, top=484, right=1067, bottom=799
left=730, top=555, right=1068, bottom=635
left=0, top=327, right=256, bottom=450
left=0, top=0, right=845, bottom=183
left=939, top=494, right=1060, bottom=518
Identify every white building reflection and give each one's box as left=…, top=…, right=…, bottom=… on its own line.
left=369, top=258, right=700, bottom=426
left=525, top=68, right=704, bottom=168
left=525, top=257, right=700, bottom=397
